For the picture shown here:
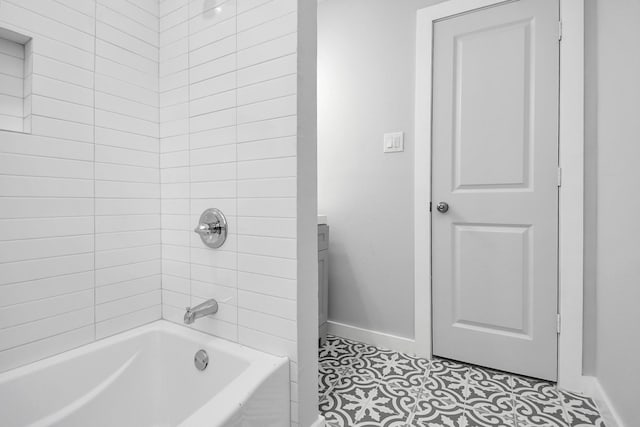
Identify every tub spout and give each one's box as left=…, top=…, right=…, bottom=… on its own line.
left=184, top=299, right=219, bottom=324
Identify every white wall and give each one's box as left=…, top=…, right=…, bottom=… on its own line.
left=0, top=0, right=161, bottom=373
left=158, top=1, right=317, bottom=425
left=318, top=0, right=442, bottom=340
left=587, top=0, right=640, bottom=424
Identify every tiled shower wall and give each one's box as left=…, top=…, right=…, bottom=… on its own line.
left=0, top=2, right=315, bottom=424
left=0, top=0, right=161, bottom=372
left=157, top=0, right=302, bottom=422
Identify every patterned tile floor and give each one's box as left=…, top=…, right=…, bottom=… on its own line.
left=319, top=335, right=605, bottom=427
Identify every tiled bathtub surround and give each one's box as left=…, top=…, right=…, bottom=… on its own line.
left=0, top=0, right=161, bottom=372
left=319, top=336, right=606, bottom=427
left=158, top=0, right=306, bottom=423
left=0, top=1, right=316, bottom=424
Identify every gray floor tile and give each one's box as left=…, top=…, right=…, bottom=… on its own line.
left=319, top=335, right=605, bottom=427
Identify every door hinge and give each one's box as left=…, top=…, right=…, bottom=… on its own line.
left=557, top=314, right=561, bottom=334
left=557, top=167, right=562, bottom=187
left=558, top=21, right=563, bottom=41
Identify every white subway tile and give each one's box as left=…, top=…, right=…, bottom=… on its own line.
left=96, top=145, right=158, bottom=168
left=96, top=230, right=160, bottom=251
left=95, top=163, right=159, bottom=184
left=0, top=290, right=94, bottom=330
left=190, top=180, right=236, bottom=199
left=237, top=253, right=296, bottom=279
left=96, top=39, right=156, bottom=76
left=237, top=74, right=296, bottom=106
left=0, top=235, right=93, bottom=264
left=237, top=197, right=296, bottom=218
left=190, top=90, right=236, bottom=117
left=238, top=289, right=296, bottom=320
left=95, top=181, right=160, bottom=199
left=96, top=275, right=160, bottom=305
left=191, top=281, right=237, bottom=305
left=191, top=315, right=238, bottom=342
left=96, top=305, right=161, bottom=339
left=190, top=35, right=236, bottom=67
left=237, top=11, right=296, bottom=50
left=95, top=215, right=160, bottom=234
left=190, top=125, right=236, bottom=150
left=0, top=271, right=93, bottom=310
left=0, top=307, right=93, bottom=352
left=162, top=289, right=190, bottom=308
left=0, top=216, right=93, bottom=241
left=0, top=132, right=93, bottom=160
left=161, top=213, right=191, bottom=232
left=162, top=228, right=190, bottom=246
left=162, top=244, right=190, bottom=263
left=190, top=53, right=236, bottom=84
left=0, top=198, right=93, bottom=220
left=31, top=115, right=93, bottom=143
left=31, top=75, right=94, bottom=107
left=96, top=259, right=161, bottom=287
left=237, top=33, right=296, bottom=69
left=237, top=115, right=296, bottom=142
left=237, top=0, right=296, bottom=32
left=96, top=127, right=159, bottom=154
left=237, top=53, right=296, bottom=87
left=190, top=263, right=237, bottom=287
left=96, top=92, right=159, bottom=123
left=236, top=216, right=296, bottom=239
left=95, top=199, right=160, bottom=216
left=96, top=289, right=161, bottom=322
left=97, top=4, right=158, bottom=47
left=162, top=274, right=190, bottom=294
left=95, top=245, right=161, bottom=269
left=0, top=153, right=93, bottom=180
left=96, top=73, right=157, bottom=107
left=238, top=308, right=296, bottom=340
left=191, top=162, right=236, bottom=182
left=237, top=271, right=296, bottom=300
left=161, top=166, right=190, bottom=184
left=0, top=325, right=93, bottom=374
left=237, top=235, right=296, bottom=259
left=0, top=175, right=92, bottom=198
left=190, top=71, right=236, bottom=99
left=239, top=326, right=296, bottom=361
left=189, top=17, right=236, bottom=51
left=189, top=1, right=237, bottom=35
left=100, top=0, right=157, bottom=32
left=237, top=156, right=296, bottom=179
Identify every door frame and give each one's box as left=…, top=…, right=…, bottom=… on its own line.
left=413, top=0, right=585, bottom=391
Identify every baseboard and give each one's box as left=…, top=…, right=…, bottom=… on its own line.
left=582, top=376, right=625, bottom=427
left=327, top=321, right=415, bottom=354
left=309, top=414, right=325, bottom=427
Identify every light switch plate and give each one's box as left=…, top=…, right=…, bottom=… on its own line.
left=383, top=132, right=404, bottom=153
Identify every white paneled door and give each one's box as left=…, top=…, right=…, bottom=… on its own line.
left=431, top=0, right=560, bottom=380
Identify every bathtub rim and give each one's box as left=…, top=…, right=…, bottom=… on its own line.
left=0, top=320, right=290, bottom=426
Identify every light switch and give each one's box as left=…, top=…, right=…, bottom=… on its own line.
left=383, top=132, right=404, bottom=153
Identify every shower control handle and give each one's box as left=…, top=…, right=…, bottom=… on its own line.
left=194, top=223, right=221, bottom=236
left=436, top=202, right=449, bottom=213
left=194, top=208, right=228, bottom=249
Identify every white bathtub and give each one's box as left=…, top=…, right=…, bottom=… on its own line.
left=0, top=321, right=290, bottom=427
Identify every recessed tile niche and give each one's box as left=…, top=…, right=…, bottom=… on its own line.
left=0, top=27, right=32, bottom=133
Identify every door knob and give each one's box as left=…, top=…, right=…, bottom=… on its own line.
left=436, top=202, right=449, bottom=213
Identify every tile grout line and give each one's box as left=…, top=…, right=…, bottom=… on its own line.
left=92, top=0, right=98, bottom=341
